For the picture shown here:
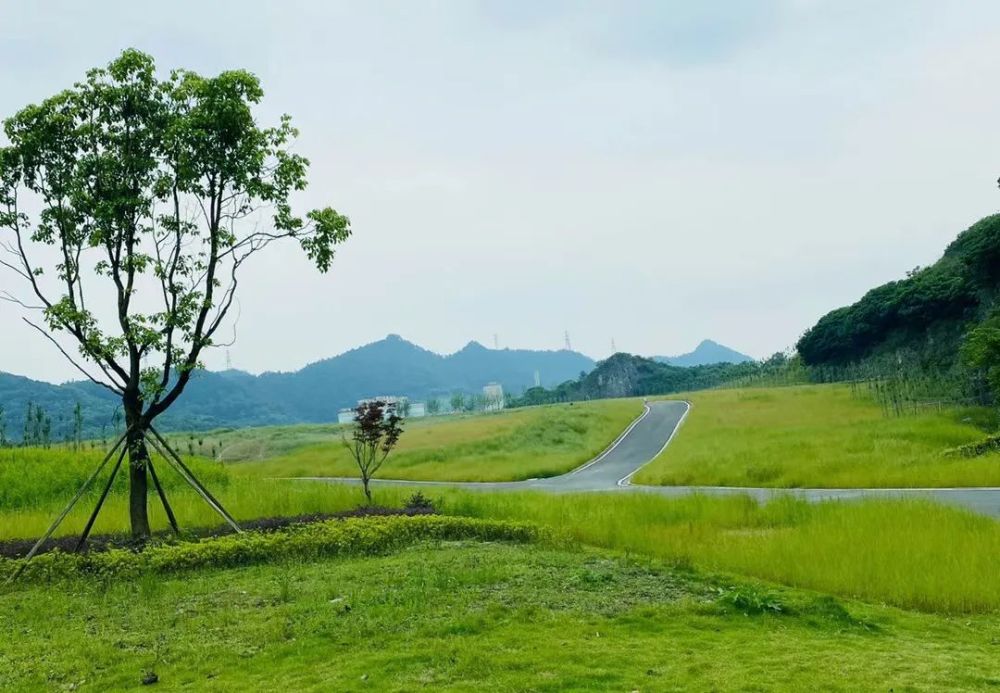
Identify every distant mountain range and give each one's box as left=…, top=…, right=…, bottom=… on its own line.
left=654, top=339, right=754, bottom=367
left=0, top=334, right=754, bottom=441
left=0, top=334, right=595, bottom=439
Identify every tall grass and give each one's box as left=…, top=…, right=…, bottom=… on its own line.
left=0, top=446, right=228, bottom=511
left=230, top=399, right=642, bottom=482
left=635, top=384, right=1000, bottom=488
left=4, top=472, right=999, bottom=613
left=439, top=490, right=1000, bottom=614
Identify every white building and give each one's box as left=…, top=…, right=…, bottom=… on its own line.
left=337, top=409, right=355, bottom=425
left=409, top=402, right=426, bottom=418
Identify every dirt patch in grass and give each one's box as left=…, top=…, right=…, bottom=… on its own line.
left=0, top=506, right=435, bottom=560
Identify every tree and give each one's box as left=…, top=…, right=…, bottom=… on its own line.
left=344, top=400, right=403, bottom=504
left=962, top=313, right=1000, bottom=400
left=449, top=393, right=465, bottom=412
left=0, top=405, right=6, bottom=447
left=425, top=397, right=441, bottom=415
left=0, top=50, right=350, bottom=538
left=72, top=401, right=84, bottom=451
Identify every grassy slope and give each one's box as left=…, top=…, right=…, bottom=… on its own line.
left=3, top=541, right=999, bottom=692
left=5, top=480, right=1000, bottom=613
left=634, top=384, right=1000, bottom=488
left=227, top=399, right=641, bottom=482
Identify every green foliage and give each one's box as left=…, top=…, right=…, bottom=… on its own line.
left=797, top=214, right=1000, bottom=405
left=0, top=48, right=349, bottom=424
left=0, top=515, right=539, bottom=583
left=509, top=353, right=786, bottom=406
left=716, top=585, right=786, bottom=616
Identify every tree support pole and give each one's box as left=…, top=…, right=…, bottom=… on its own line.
left=6, top=431, right=131, bottom=584
left=74, top=444, right=129, bottom=553
left=144, top=429, right=242, bottom=534
left=147, top=457, right=180, bottom=536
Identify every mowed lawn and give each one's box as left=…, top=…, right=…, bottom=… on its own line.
left=4, top=540, right=1000, bottom=692
left=633, top=384, right=1000, bottom=488
left=229, top=399, right=642, bottom=482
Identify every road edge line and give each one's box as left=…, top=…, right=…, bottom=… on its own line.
left=617, top=400, right=691, bottom=487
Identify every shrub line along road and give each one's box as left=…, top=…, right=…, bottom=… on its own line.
left=304, top=401, right=1000, bottom=519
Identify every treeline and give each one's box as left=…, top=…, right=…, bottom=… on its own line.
left=508, top=352, right=796, bottom=407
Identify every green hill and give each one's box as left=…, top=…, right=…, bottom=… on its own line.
left=797, top=214, right=1000, bottom=371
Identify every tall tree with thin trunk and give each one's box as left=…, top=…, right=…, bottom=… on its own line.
left=0, top=50, right=351, bottom=538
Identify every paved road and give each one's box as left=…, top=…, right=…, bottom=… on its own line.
left=304, top=400, right=1000, bottom=519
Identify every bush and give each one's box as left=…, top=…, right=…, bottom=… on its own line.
left=403, top=491, right=437, bottom=513
left=716, top=585, right=786, bottom=616
left=0, top=515, right=541, bottom=583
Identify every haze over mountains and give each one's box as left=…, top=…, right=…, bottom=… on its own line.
left=0, top=334, right=751, bottom=440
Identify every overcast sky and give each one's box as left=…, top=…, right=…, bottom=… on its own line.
left=2, top=1, right=999, bottom=383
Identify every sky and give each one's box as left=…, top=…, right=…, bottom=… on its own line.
left=1, top=0, right=1000, bottom=382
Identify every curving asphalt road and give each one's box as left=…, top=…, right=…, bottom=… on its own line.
left=303, top=400, right=1000, bottom=519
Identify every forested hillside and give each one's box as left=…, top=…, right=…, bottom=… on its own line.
left=798, top=214, right=1000, bottom=369
left=512, top=353, right=778, bottom=406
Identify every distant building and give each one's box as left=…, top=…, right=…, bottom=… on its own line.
left=483, top=382, right=505, bottom=412
left=337, top=409, right=355, bottom=425
left=349, top=396, right=424, bottom=419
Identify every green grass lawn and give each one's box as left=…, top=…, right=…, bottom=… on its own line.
left=4, top=539, right=1000, bottom=691
left=227, top=399, right=642, bottom=482
left=633, top=384, right=1000, bottom=488
left=5, top=477, right=1000, bottom=613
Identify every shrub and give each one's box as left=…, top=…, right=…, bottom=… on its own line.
left=0, top=515, right=541, bottom=583
left=403, top=491, right=437, bottom=513
left=716, top=585, right=787, bottom=616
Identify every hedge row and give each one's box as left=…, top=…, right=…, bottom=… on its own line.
left=0, top=515, right=542, bottom=583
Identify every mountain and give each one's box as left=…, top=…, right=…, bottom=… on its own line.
left=514, top=353, right=763, bottom=406
left=654, top=340, right=754, bottom=367
left=0, top=334, right=595, bottom=440
left=797, top=214, right=1000, bottom=368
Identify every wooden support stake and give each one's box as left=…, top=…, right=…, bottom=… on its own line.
left=74, top=443, right=128, bottom=553
left=148, top=456, right=180, bottom=536
left=144, top=430, right=242, bottom=534
left=7, top=431, right=131, bottom=584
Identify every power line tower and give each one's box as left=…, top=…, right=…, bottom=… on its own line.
left=611, top=337, right=616, bottom=354
left=564, top=330, right=572, bottom=351
left=493, top=333, right=499, bottom=350
left=226, top=350, right=232, bottom=370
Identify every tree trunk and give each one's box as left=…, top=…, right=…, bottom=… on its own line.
left=361, top=475, right=373, bottom=505
left=125, top=410, right=151, bottom=540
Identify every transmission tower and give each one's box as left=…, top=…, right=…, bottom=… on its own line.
left=226, top=350, right=232, bottom=370
left=611, top=337, right=616, bottom=353
left=564, top=331, right=572, bottom=351
left=493, top=333, right=499, bottom=349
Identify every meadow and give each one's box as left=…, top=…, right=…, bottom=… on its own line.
left=224, top=399, right=642, bottom=482
left=4, top=386, right=1000, bottom=616
left=635, top=384, right=1000, bottom=488
left=4, top=537, right=1000, bottom=691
